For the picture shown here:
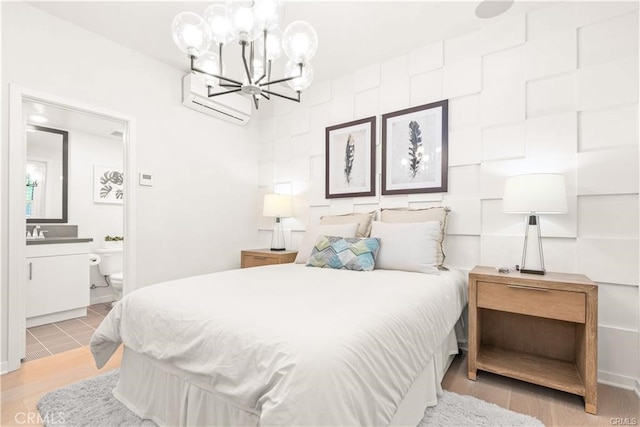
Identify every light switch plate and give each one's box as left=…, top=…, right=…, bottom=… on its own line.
left=139, top=172, right=153, bottom=186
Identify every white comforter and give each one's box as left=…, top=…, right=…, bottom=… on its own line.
left=91, top=264, right=467, bottom=426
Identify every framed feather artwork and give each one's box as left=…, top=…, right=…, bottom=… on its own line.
left=93, top=166, right=124, bottom=204
left=381, top=100, right=448, bottom=195
left=325, top=116, right=376, bottom=199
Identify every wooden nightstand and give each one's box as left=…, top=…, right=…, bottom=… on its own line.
left=468, top=266, right=598, bottom=414
left=241, top=249, right=297, bottom=268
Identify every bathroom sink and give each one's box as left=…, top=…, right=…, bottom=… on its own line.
left=25, top=225, right=93, bottom=245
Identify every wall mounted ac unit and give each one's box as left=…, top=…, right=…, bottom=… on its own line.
left=181, top=73, right=251, bottom=125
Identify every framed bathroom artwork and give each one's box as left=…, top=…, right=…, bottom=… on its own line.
left=381, top=100, right=449, bottom=195
left=94, top=166, right=124, bottom=204
left=325, top=116, right=376, bottom=199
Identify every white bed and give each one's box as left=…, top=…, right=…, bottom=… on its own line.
left=91, top=263, right=468, bottom=426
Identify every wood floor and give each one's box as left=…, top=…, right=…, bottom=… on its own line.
left=442, top=353, right=639, bottom=426
left=1, top=346, right=123, bottom=427
left=1, top=347, right=638, bottom=426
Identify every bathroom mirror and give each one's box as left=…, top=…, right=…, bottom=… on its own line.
left=26, top=125, right=68, bottom=223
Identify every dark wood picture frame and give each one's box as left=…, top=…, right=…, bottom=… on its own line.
left=325, top=116, right=376, bottom=199
left=381, top=100, right=448, bottom=195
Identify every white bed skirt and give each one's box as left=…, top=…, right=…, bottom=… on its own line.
left=114, top=328, right=459, bottom=426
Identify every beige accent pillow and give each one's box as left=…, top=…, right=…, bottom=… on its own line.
left=380, top=207, right=450, bottom=266
left=294, top=223, right=360, bottom=264
left=319, top=211, right=376, bottom=237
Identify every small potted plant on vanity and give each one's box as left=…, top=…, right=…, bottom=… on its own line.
left=104, top=235, right=124, bottom=249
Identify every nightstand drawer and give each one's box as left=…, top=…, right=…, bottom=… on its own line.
left=477, top=281, right=586, bottom=323
left=240, top=249, right=297, bottom=268
left=242, top=254, right=278, bottom=268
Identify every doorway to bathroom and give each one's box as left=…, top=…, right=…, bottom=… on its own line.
left=6, top=85, right=137, bottom=372
left=22, top=98, right=127, bottom=362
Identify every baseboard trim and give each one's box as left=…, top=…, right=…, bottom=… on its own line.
left=90, top=294, right=115, bottom=305
left=1, top=360, right=8, bottom=375
left=27, top=308, right=87, bottom=328
left=597, top=370, right=639, bottom=391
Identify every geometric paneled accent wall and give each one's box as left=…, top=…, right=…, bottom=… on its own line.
left=255, top=1, right=639, bottom=389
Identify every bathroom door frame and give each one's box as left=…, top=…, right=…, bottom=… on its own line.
left=6, top=84, right=137, bottom=372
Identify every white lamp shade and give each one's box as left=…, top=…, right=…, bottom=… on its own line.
left=503, top=173, right=568, bottom=214
left=263, top=194, right=293, bottom=217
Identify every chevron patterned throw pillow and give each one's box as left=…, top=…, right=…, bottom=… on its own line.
left=306, top=236, right=381, bottom=271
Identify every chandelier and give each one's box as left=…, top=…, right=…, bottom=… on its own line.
left=171, top=0, right=317, bottom=110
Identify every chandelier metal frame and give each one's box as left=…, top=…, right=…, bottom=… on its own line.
left=189, top=29, right=304, bottom=110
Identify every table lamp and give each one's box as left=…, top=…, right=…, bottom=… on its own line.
left=502, top=173, right=567, bottom=275
left=263, top=194, right=293, bottom=251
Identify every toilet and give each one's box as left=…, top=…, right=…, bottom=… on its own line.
left=95, top=245, right=124, bottom=303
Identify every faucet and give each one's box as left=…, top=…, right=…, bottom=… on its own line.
left=26, top=225, right=47, bottom=239
left=34, top=225, right=47, bottom=239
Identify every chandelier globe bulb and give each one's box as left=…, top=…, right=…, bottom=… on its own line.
left=204, top=4, right=236, bottom=45
left=172, top=11, right=212, bottom=57
left=226, top=1, right=259, bottom=42
left=266, top=28, right=283, bottom=60
left=195, top=51, right=222, bottom=87
left=253, top=0, right=283, bottom=31
left=255, top=28, right=283, bottom=61
left=285, top=60, right=313, bottom=91
left=282, top=21, right=317, bottom=63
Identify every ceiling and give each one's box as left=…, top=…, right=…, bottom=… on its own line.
left=27, top=1, right=549, bottom=85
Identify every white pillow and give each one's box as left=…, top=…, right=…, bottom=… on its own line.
left=294, top=223, right=360, bottom=264
left=370, top=221, right=440, bottom=274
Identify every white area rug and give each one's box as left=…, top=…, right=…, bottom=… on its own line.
left=37, top=369, right=544, bottom=426
left=420, top=390, right=544, bottom=426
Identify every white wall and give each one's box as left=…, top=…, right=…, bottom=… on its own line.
left=1, top=3, right=260, bottom=366
left=255, top=2, right=640, bottom=389
left=67, top=130, right=123, bottom=304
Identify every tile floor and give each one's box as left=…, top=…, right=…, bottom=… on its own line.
left=24, top=303, right=112, bottom=362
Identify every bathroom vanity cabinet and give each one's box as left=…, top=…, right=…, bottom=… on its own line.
left=26, top=242, right=90, bottom=327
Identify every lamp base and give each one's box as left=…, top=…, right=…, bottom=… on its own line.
left=270, top=217, right=286, bottom=252
left=520, top=214, right=547, bottom=276
left=520, top=268, right=546, bottom=275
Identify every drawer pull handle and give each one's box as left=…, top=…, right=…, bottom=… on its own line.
left=28, top=262, right=33, bottom=280
left=507, top=284, right=548, bottom=292
left=253, top=256, right=267, bottom=260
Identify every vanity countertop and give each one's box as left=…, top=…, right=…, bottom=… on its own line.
left=26, top=237, right=93, bottom=245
